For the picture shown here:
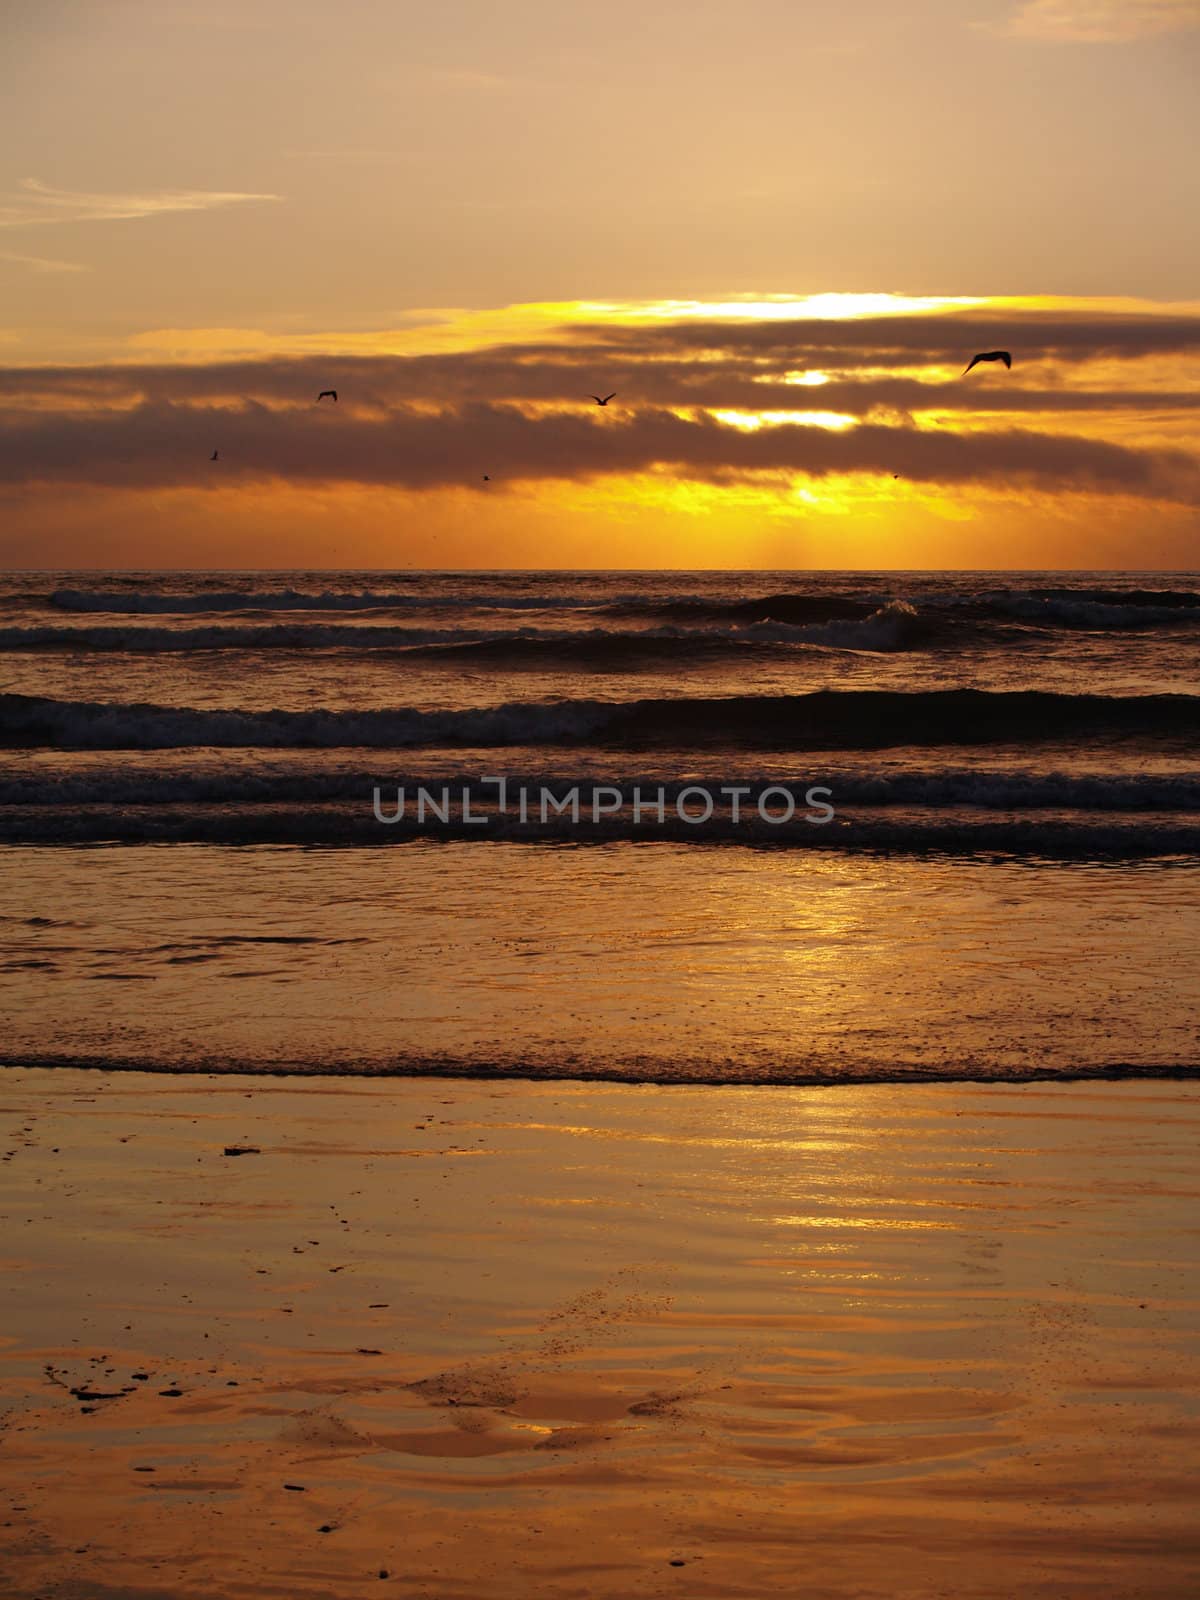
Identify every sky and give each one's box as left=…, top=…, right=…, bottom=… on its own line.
left=1, top=0, right=1198, bottom=568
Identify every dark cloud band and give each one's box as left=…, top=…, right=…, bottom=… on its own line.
left=1, top=306, right=1196, bottom=500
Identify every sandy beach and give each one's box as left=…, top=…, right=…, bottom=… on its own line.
left=1, top=1067, right=1197, bottom=1599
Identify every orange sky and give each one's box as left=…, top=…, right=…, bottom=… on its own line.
left=2, top=2, right=1198, bottom=568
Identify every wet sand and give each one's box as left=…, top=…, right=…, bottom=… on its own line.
left=1, top=1068, right=1198, bottom=1599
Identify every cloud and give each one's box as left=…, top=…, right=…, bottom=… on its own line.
left=0, top=249, right=88, bottom=274
left=0, top=302, right=1195, bottom=505
left=5, top=346, right=1196, bottom=419
left=0, top=396, right=1194, bottom=503
left=580, top=310, right=1200, bottom=363
left=0, top=179, right=281, bottom=230
left=998, top=0, right=1200, bottom=41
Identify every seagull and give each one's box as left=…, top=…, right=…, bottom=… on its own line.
left=962, top=351, right=1012, bottom=376
left=590, top=393, right=616, bottom=406
left=210, top=450, right=219, bottom=461
left=317, top=389, right=338, bottom=403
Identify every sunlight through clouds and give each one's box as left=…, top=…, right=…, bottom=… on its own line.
left=711, top=409, right=859, bottom=433
left=579, top=294, right=986, bottom=323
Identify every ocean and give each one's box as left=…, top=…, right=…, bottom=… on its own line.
left=2, top=568, right=1198, bottom=1083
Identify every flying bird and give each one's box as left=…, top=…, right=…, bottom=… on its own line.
left=962, top=351, right=1012, bottom=376
left=590, top=393, right=616, bottom=406
left=317, top=389, right=338, bottom=403
left=210, top=450, right=219, bottom=461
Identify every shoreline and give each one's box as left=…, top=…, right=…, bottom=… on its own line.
left=4, top=1056, right=1199, bottom=1084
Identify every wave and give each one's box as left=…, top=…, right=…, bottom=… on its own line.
left=0, top=602, right=929, bottom=657
left=0, top=801, right=1194, bottom=859
left=5, top=1042, right=1195, bottom=1084
left=705, top=591, right=1200, bottom=631
left=618, top=587, right=1200, bottom=631
left=36, top=586, right=1200, bottom=643
left=978, top=595, right=1200, bottom=629
left=634, top=588, right=1200, bottom=633
left=1, top=767, right=1197, bottom=810
left=46, top=587, right=895, bottom=623
left=1027, top=586, right=1200, bottom=609
left=629, top=592, right=881, bottom=625
left=49, top=587, right=636, bottom=615
left=409, top=609, right=924, bottom=660
left=4, top=688, right=1199, bottom=752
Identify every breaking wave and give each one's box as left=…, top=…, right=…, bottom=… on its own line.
left=33, top=585, right=1200, bottom=641
left=48, top=587, right=640, bottom=615
left=1, top=765, right=1197, bottom=810
left=0, top=801, right=1195, bottom=859
left=0, top=601, right=929, bottom=657
left=4, top=688, right=1198, bottom=752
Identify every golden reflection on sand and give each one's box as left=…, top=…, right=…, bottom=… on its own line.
left=0, top=1071, right=1198, bottom=1597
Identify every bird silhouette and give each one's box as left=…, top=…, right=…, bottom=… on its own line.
left=962, top=351, right=1012, bottom=376
left=590, top=393, right=616, bottom=406
left=482, top=475, right=490, bottom=481
left=317, top=389, right=338, bottom=403
left=210, top=450, right=219, bottom=461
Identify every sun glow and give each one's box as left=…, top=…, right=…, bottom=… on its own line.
left=119, top=293, right=984, bottom=367
left=24, top=289, right=1200, bottom=370
left=578, top=293, right=985, bottom=322
left=711, top=408, right=858, bottom=432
